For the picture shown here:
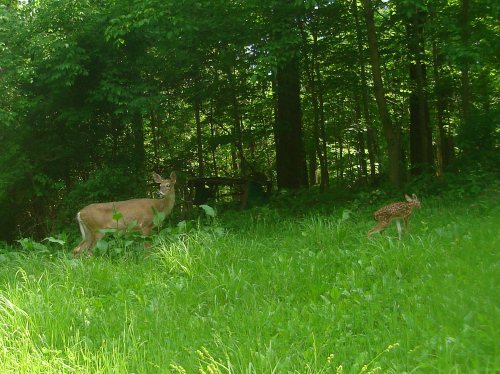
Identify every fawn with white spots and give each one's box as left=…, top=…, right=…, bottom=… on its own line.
left=368, top=194, right=421, bottom=239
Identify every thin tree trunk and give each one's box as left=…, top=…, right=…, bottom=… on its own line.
left=318, top=81, right=329, bottom=191
left=209, top=103, right=219, bottom=177
left=432, top=40, right=454, bottom=175
left=300, top=17, right=328, bottom=189
left=194, top=98, right=204, bottom=177
left=227, top=63, right=246, bottom=176
left=361, top=0, right=404, bottom=187
left=460, top=0, right=471, bottom=121
left=404, top=5, right=434, bottom=175
left=352, top=0, right=376, bottom=183
left=354, top=89, right=368, bottom=181
left=338, top=135, right=343, bottom=182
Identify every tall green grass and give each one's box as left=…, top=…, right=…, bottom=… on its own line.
left=0, top=191, right=498, bottom=373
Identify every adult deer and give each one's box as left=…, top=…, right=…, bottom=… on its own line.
left=73, top=172, right=176, bottom=256
left=368, top=194, right=421, bottom=239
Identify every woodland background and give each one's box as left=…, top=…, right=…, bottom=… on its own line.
left=0, top=0, right=498, bottom=242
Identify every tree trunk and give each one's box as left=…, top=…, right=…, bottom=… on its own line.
left=354, top=92, right=368, bottom=181
left=194, top=98, right=204, bottom=177
left=361, top=0, right=404, bottom=187
left=274, top=55, right=308, bottom=190
left=353, top=0, right=377, bottom=183
left=318, top=82, right=329, bottom=191
left=208, top=103, right=219, bottom=177
left=337, top=135, right=343, bottom=182
left=432, top=41, right=454, bottom=174
left=404, top=5, right=434, bottom=175
left=460, top=0, right=471, bottom=122
left=300, top=16, right=328, bottom=190
left=227, top=63, right=247, bottom=176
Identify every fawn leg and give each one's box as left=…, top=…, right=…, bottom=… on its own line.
left=403, top=216, right=410, bottom=233
left=396, top=220, right=403, bottom=240
left=368, top=221, right=388, bottom=237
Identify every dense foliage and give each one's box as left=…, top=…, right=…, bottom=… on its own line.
left=0, top=0, right=498, bottom=241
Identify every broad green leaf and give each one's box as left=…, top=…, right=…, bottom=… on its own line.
left=199, top=204, right=216, bottom=218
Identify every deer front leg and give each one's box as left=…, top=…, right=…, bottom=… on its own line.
left=73, top=241, right=87, bottom=257
left=396, top=220, right=403, bottom=240
left=139, top=225, right=154, bottom=249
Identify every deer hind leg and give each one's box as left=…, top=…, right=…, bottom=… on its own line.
left=368, top=220, right=389, bottom=237
left=73, top=213, right=94, bottom=257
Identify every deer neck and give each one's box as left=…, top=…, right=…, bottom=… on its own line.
left=156, top=191, right=175, bottom=212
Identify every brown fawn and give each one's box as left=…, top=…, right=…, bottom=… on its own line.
left=73, top=172, right=176, bottom=256
left=368, top=194, right=421, bottom=239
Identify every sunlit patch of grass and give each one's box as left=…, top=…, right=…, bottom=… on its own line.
left=153, top=237, right=197, bottom=276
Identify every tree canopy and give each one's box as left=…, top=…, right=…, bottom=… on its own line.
left=0, top=0, right=498, bottom=241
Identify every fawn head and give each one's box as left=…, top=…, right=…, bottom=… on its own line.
left=405, top=193, right=421, bottom=209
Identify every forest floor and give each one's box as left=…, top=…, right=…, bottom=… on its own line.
left=0, top=188, right=499, bottom=373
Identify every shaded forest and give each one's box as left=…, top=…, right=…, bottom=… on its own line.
left=0, top=0, right=498, bottom=242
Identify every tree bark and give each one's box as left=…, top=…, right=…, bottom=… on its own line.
left=194, top=98, right=204, bottom=177
left=208, top=103, right=219, bottom=177
left=460, top=0, right=471, bottom=122
left=404, top=5, right=434, bottom=175
left=300, top=16, right=329, bottom=190
left=431, top=40, right=454, bottom=174
left=274, top=55, right=308, bottom=190
left=353, top=0, right=377, bottom=183
left=227, top=63, right=247, bottom=176
left=361, top=0, right=404, bottom=187
left=354, top=91, right=368, bottom=181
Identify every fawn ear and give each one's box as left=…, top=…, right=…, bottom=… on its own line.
left=412, top=193, right=418, bottom=200
left=405, top=194, right=412, bottom=202
left=152, top=172, right=164, bottom=183
left=169, top=171, right=177, bottom=184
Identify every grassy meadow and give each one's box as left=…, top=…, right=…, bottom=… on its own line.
left=0, top=188, right=498, bottom=373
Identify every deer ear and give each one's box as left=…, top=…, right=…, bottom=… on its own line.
left=152, top=172, right=163, bottom=183
left=405, top=194, right=412, bottom=202
left=412, top=193, right=417, bottom=200
left=169, top=171, right=177, bottom=183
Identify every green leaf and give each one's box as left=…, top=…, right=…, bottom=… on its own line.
left=96, top=240, right=109, bottom=251
left=177, top=220, right=187, bottom=232
left=44, top=237, right=65, bottom=246
left=113, top=211, right=124, bottom=222
left=199, top=204, right=216, bottom=218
